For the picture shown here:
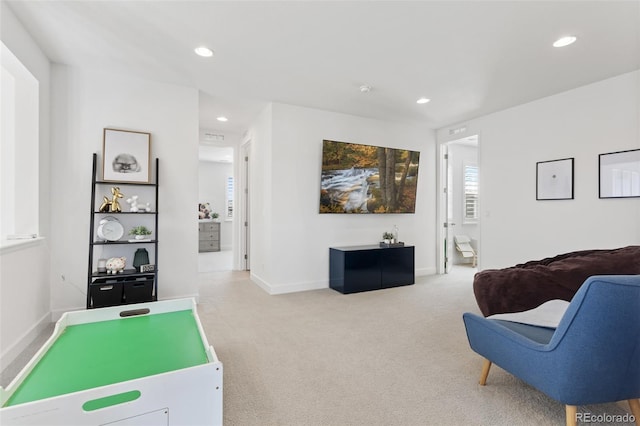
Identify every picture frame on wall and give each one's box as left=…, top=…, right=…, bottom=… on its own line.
left=102, top=128, right=151, bottom=183
left=536, top=158, right=574, bottom=200
left=599, top=149, right=640, bottom=199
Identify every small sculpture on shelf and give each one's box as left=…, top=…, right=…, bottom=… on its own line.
left=105, top=257, right=126, bottom=274
left=133, top=248, right=150, bottom=272
left=99, top=187, right=124, bottom=213
left=126, top=195, right=152, bottom=213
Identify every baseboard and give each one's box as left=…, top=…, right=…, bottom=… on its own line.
left=0, top=312, right=52, bottom=369
left=250, top=269, right=436, bottom=295
left=249, top=273, right=271, bottom=293
left=267, top=280, right=328, bottom=295
left=249, top=273, right=328, bottom=295
left=416, top=267, right=437, bottom=276
left=51, top=306, right=85, bottom=322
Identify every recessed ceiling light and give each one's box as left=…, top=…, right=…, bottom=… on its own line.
left=416, top=97, right=431, bottom=104
left=359, top=85, right=372, bottom=93
left=194, top=46, right=214, bottom=57
left=553, top=36, right=577, bottom=48
left=216, top=116, right=228, bottom=122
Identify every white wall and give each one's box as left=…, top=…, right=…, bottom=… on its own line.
left=49, top=65, right=200, bottom=315
left=439, top=71, right=640, bottom=269
left=243, top=104, right=273, bottom=279
left=246, top=102, right=436, bottom=294
left=0, top=2, right=51, bottom=368
left=198, top=160, right=233, bottom=249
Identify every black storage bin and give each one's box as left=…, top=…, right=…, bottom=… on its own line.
left=90, top=280, right=124, bottom=308
left=123, top=276, right=154, bottom=304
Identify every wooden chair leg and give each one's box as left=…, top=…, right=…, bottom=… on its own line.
left=479, top=359, right=491, bottom=385
left=628, top=399, right=640, bottom=426
left=565, top=405, right=577, bottom=426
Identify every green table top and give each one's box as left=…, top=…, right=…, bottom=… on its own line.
left=5, top=309, right=208, bottom=407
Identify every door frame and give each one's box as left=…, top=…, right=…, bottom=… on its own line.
left=237, top=139, right=251, bottom=271
left=437, top=134, right=480, bottom=274
left=436, top=142, right=449, bottom=274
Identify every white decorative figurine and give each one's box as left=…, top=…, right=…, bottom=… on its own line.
left=126, top=196, right=152, bottom=213
left=126, top=195, right=140, bottom=212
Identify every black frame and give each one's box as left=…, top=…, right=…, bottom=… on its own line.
left=536, top=158, right=574, bottom=201
left=102, top=128, right=152, bottom=183
left=598, top=149, right=640, bottom=199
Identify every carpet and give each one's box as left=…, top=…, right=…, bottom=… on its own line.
left=196, top=268, right=634, bottom=426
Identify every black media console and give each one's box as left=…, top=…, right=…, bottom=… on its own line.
left=329, top=245, right=415, bottom=294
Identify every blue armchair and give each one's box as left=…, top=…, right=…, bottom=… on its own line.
left=463, top=275, right=640, bottom=426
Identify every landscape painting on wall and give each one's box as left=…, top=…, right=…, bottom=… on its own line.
left=320, top=139, right=420, bottom=214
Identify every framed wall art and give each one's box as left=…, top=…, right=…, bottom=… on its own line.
left=102, top=128, right=151, bottom=183
left=536, top=158, right=574, bottom=200
left=319, top=139, right=420, bottom=213
left=599, top=149, right=640, bottom=198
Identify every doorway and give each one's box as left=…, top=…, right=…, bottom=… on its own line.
left=437, top=135, right=479, bottom=274
left=198, top=144, right=234, bottom=272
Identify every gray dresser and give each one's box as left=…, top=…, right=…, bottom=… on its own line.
left=199, top=221, right=220, bottom=252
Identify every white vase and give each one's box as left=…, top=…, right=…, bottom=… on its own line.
left=135, top=235, right=146, bottom=240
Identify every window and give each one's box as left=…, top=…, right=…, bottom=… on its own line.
left=463, top=163, right=478, bottom=223
left=1, top=42, right=39, bottom=245
left=226, top=176, right=234, bottom=220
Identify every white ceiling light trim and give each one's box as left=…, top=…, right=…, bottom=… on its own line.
left=553, top=36, right=577, bottom=47
left=216, top=116, right=228, bottom=122
left=359, top=85, right=372, bottom=93
left=194, top=46, right=214, bottom=57
left=416, top=97, right=431, bottom=104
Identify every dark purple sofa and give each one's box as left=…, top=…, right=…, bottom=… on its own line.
left=473, top=245, right=640, bottom=316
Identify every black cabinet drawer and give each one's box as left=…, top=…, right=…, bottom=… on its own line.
left=90, top=280, right=124, bottom=308
left=123, top=276, right=154, bottom=304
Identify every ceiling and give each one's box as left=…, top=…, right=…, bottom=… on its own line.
left=6, top=1, right=640, bottom=137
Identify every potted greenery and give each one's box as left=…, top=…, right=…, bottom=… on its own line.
left=129, top=225, right=152, bottom=240
left=382, top=232, right=394, bottom=244
left=212, top=212, right=220, bottom=221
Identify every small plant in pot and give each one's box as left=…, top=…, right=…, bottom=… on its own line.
left=129, top=225, right=152, bottom=240
left=212, top=212, right=220, bottom=221
left=382, top=232, right=394, bottom=244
